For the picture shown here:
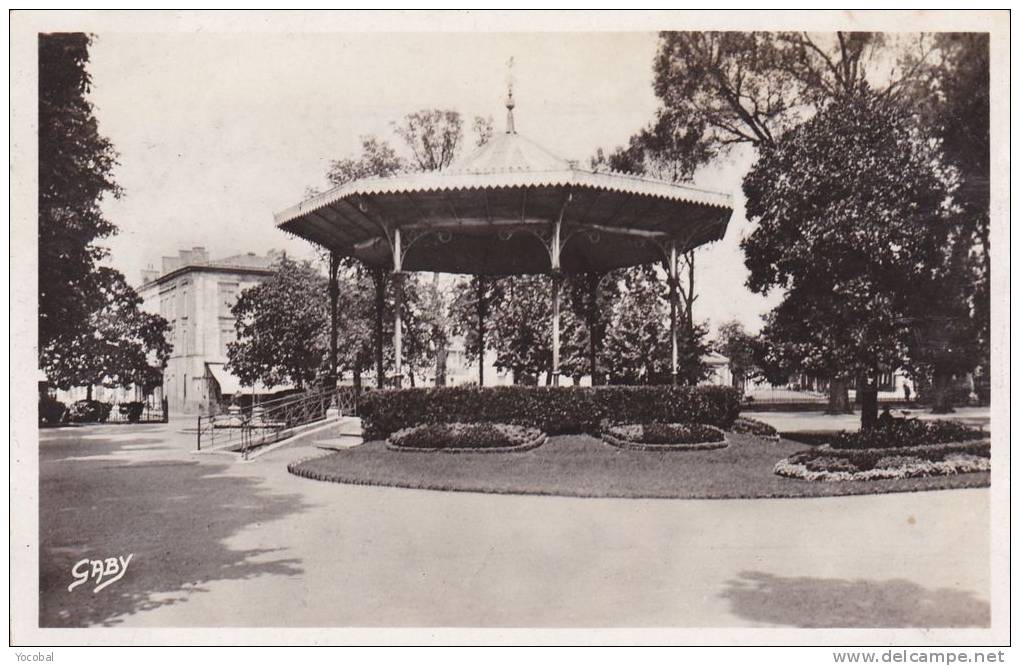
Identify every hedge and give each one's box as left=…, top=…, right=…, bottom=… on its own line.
left=66, top=399, right=113, bottom=424
left=359, top=385, right=741, bottom=440
left=829, top=418, right=984, bottom=449
left=39, top=396, right=66, bottom=425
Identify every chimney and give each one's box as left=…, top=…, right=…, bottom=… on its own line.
left=192, top=246, right=209, bottom=263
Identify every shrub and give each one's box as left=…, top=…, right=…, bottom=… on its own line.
left=360, top=385, right=741, bottom=440
left=830, top=418, right=984, bottom=449
left=119, top=401, right=145, bottom=423
left=730, top=416, right=779, bottom=440
left=66, top=399, right=113, bottom=423
left=388, top=422, right=545, bottom=451
left=39, top=396, right=66, bottom=425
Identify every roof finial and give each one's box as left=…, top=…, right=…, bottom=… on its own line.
left=505, top=56, right=516, bottom=134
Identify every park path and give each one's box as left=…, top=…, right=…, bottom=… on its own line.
left=37, top=420, right=990, bottom=629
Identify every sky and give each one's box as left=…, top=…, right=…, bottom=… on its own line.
left=87, top=30, right=780, bottom=335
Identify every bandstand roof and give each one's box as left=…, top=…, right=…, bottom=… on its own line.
left=276, top=115, right=734, bottom=275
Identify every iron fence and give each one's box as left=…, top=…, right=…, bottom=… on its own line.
left=197, top=386, right=360, bottom=458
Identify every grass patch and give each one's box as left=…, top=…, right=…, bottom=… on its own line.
left=289, top=433, right=989, bottom=499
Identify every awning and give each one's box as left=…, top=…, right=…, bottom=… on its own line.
left=206, top=363, right=294, bottom=395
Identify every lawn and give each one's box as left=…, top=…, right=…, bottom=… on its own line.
left=289, top=432, right=990, bottom=499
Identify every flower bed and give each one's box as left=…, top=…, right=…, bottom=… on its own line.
left=387, top=422, right=546, bottom=453
left=359, top=385, right=741, bottom=440
left=602, top=422, right=727, bottom=451
left=775, top=439, right=990, bottom=482
left=828, top=418, right=985, bottom=450
left=729, top=416, right=780, bottom=442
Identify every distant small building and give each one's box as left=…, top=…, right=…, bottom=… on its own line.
left=701, top=351, right=733, bottom=387
left=138, top=247, right=286, bottom=415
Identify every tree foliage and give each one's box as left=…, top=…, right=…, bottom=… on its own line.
left=38, top=33, right=122, bottom=350
left=42, top=268, right=171, bottom=393
left=742, top=91, right=956, bottom=420
left=227, top=257, right=329, bottom=390
left=600, top=267, right=710, bottom=385
left=392, top=109, right=464, bottom=171
left=649, top=31, right=936, bottom=163
left=715, top=320, right=764, bottom=388
left=38, top=33, right=172, bottom=395
left=326, top=135, right=404, bottom=187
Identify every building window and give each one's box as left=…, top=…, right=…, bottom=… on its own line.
left=220, top=323, right=235, bottom=358
left=219, top=282, right=239, bottom=318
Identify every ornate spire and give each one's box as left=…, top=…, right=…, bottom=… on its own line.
left=505, top=56, right=516, bottom=134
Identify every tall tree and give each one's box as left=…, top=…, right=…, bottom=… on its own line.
left=38, top=33, right=121, bottom=353
left=742, top=91, right=952, bottom=428
left=903, top=33, right=990, bottom=411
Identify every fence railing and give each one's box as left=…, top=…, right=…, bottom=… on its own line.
left=197, top=386, right=360, bottom=458
left=104, top=398, right=169, bottom=424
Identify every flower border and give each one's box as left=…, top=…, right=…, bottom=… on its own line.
left=775, top=452, right=990, bottom=482
left=602, top=423, right=728, bottom=451
left=386, top=422, right=547, bottom=454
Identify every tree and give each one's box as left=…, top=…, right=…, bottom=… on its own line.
left=715, top=321, right=762, bottom=391
left=392, top=109, right=464, bottom=171
left=648, top=31, right=936, bottom=164
left=450, top=275, right=506, bottom=385
left=41, top=268, right=171, bottom=398
left=600, top=266, right=710, bottom=385
left=38, top=33, right=121, bottom=354
left=902, top=33, right=990, bottom=411
left=486, top=275, right=557, bottom=384
left=472, top=115, right=495, bottom=147
left=741, top=91, right=952, bottom=428
left=563, top=272, right=619, bottom=385
left=326, top=135, right=404, bottom=187
left=227, top=257, right=329, bottom=390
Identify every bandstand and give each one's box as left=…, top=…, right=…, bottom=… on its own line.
left=274, top=92, right=734, bottom=387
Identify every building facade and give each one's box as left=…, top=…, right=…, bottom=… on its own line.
left=138, top=247, right=281, bottom=415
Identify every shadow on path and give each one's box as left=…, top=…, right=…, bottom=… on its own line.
left=39, top=427, right=307, bottom=627
left=721, top=571, right=990, bottom=627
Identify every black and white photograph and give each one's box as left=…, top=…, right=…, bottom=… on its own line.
left=9, top=9, right=1010, bottom=649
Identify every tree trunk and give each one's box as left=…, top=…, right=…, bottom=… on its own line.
left=433, top=273, right=447, bottom=387
left=86, top=384, right=93, bottom=401
left=586, top=273, right=602, bottom=386
left=859, top=383, right=879, bottom=430
left=372, top=268, right=386, bottom=389
left=353, top=367, right=362, bottom=395
left=476, top=277, right=486, bottom=387
left=826, top=378, right=852, bottom=414
left=327, top=251, right=340, bottom=390
left=930, top=370, right=956, bottom=414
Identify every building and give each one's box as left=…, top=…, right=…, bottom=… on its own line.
left=138, top=247, right=284, bottom=415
